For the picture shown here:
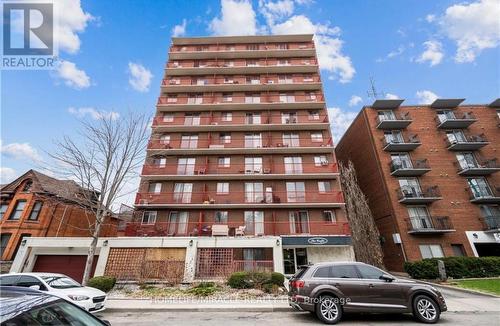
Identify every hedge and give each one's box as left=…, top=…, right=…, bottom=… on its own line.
left=404, top=256, right=500, bottom=279
left=87, top=276, right=116, bottom=292
left=227, top=271, right=285, bottom=290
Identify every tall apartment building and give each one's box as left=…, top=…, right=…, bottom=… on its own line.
left=336, top=98, right=500, bottom=271
left=125, top=34, right=353, bottom=280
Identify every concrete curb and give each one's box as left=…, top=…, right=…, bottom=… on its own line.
left=414, top=279, right=500, bottom=298
left=105, top=306, right=293, bottom=313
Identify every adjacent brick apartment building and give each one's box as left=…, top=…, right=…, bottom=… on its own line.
left=0, top=170, right=118, bottom=266
left=336, top=98, right=500, bottom=271
left=125, top=34, right=353, bottom=279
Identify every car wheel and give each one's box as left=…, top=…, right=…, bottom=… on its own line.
left=413, top=295, right=440, bottom=324
left=315, top=295, right=342, bottom=324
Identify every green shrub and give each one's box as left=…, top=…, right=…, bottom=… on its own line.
left=87, top=276, right=116, bottom=292
left=247, top=272, right=270, bottom=289
left=404, top=257, right=500, bottom=279
left=270, top=272, right=285, bottom=286
left=262, top=283, right=281, bottom=294
left=228, top=272, right=251, bottom=289
left=188, top=282, right=218, bottom=297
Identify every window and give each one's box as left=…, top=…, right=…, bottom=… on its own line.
left=468, top=177, right=493, bottom=198
left=245, top=157, right=263, bottom=174
left=214, top=211, right=228, bottom=224
left=289, top=211, right=309, bottom=234
left=169, top=78, right=180, bottom=85
left=246, top=44, right=259, bottom=50
left=167, top=95, right=177, bottom=103
left=153, top=156, right=167, bottom=168
left=245, top=113, right=261, bottom=124
left=8, top=200, right=26, bottom=220
left=284, top=156, right=303, bottom=174
left=245, top=133, right=262, bottom=148
left=308, top=110, right=320, bottom=120
left=187, top=94, right=203, bottom=104
left=177, top=158, right=195, bottom=175
left=168, top=211, right=188, bottom=235
left=303, top=74, right=313, bottom=82
left=480, top=205, right=500, bottom=230
left=16, top=276, right=45, bottom=290
left=22, top=180, right=33, bottom=192
left=283, top=248, right=308, bottom=275
left=28, top=201, right=43, bottom=221
left=226, top=45, right=235, bottom=51
left=278, top=74, right=293, bottom=84
left=246, top=76, right=260, bottom=84
left=142, top=211, right=157, bottom=224
left=219, top=133, right=231, bottom=144
left=0, top=274, right=18, bottom=286
left=0, top=234, right=12, bottom=258
left=277, top=43, right=288, bottom=50
left=331, top=265, right=359, bottom=278
left=173, top=183, right=193, bottom=203
left=456, top=152, right=478, bottom=169
left=282, top=133, right=299, bottom=147
left=378, top=110, right=396, bottom=121
left=451, top=244, right=466, bottom=257
left=281, top=112, right=297, bottom=124
left=244, top=211, right=264, bottom=235
left=278, top=59, right=290, bottom=66
left=399, top=178, right=421, bottom=197
left=313, top=266, right=330, bottom=278
left=180, top=134, right=198, bottom=149
left=221, top=112, right=232, bottom=121
left=446, top=130, right=466, bottom=144
left=356, top=265, right=385, bottom=279
left=217, top=182, right=229, bottom=194
left=323, top=210, right=336, bottom=223
left=245, top=93, right=260, bottom=104
left=279, top=93, right=295, bottom=103
left=223, top=76, right=233, bottom=84
left=245, top=183, right=264, bottom=203
left=305, top=92, right=317, bottom=101
left=384, top=130, right=404, bottom=144
left=222, top=92, right=233, bottom=102
left=436, top=110, right=456, bottom=122
left=0, top=205, right=8, bottom=219
left=407, top=206, right=432, bottom=230
left=311, top=132, right=323, bottom=142
left=391, top=153, right=412, bottom=169
left=194, top=60, right=207, bottom=67
left=419, top=244, right=444, bottom=259
left=224, top=60, right=234, bottom=67
left=148, top=182, right=162, bottom=193
left=314, top=156, right=329, bottom=166
left=286, top=182, right=305, bottom=202
left=218, top=157, right=230, bottom=167
left=195, top=77, right=207, bottom=85
left=184, top=113, right=200, bottom=126
left=196, top=46, right=209, bottom=51
left=246, top=59, right=258, bottom=67
left=160, top=134, right=170, bottom=145
left=318, top=181, right=331, bottom=193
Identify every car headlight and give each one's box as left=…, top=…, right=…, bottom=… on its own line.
left=68, top=295, right=90, bottom=301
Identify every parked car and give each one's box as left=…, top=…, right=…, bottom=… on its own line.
left=0, top=286, right=110, bottom=325
left=0, top=273, right=107, bottom=313
left=288, top=262, right=447, bottom=324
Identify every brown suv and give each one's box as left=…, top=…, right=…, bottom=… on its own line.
left=288, top=262, right=446, bottom=324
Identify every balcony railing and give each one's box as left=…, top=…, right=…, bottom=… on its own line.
left=479, top=215, right=500, bottom=232
left=445, top=134, right=489, bottom=151
left=165, top=58, right=318, bottom=69
left=170, top=43, right=315, bottom=53
left=406, top=216, right=454, bottom=234
left=382, top=134, right=421, bottom=151
left=141, top=162, right=339, bottom=176
left=148, top=136, right=334, bottom=150
left=123, top=220, right=350, bottom=237
left=468, top=185, right=500, bottom=204
left=152, top=111, right=329, bottom=127
left=135, top=190, right=344, bottom=206
left=397, top=185, right=442, bottom=204
left=455, top=158, right=500, bottom=176
left=435, top=112, right=477, bottom=129
left=157, top=93, right=325, bottom=106
left=376, top=112, right=412, bottom=129
left=390, top=159, right=431, bottom=176
left=162, top=74, right=321, bottom=88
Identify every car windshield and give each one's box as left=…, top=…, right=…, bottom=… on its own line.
left=3, top=299, right=105, bottom=326
left=41, top=276, right=82, bottom=289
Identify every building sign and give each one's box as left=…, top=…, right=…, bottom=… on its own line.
left=307, top=237, right=328, bottom=245
left=282, top=236, right=351, bottom=246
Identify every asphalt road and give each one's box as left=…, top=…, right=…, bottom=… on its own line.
left=97, top=311, right=499, bottom=325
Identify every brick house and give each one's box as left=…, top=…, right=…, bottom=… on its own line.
left=335, top=99, right=500, bottom=271
left=0, top=169, right=118, bottom=262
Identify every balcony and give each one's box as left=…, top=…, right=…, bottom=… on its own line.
left=436, top=112, right=477, bottom=129
left=390, top=159, right=431, bottom=177
left=382, top=134, right=421, bottom=152
left=479, top=215, right=500, bottom=232
left=445, top=134, right=489, bottom=151
left=135, top=190, right=345, bottom=209
left=397, top=185, right=442, bottom=204
left=161, top=76, right=322, bottom=93
left=141, top=162, right=339, bottom=180
left=157, top=94, right=325, bottom=111
left=455, top=158, right=500, bottom=176
left=376, top=112, right=412, bottom=129
left=468, top=186, right=500, bottom=204
left=168, top=46, right=315, bottom=60
left=123, top=220, right=350, bottom=237
left=152, top=111, right=329, bottom=132
left=406, top=216, right=455, bottom=234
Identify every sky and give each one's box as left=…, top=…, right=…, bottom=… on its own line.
left=1, top=0, right=499, bottom=205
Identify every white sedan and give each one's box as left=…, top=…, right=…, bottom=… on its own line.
left=0, top=272, right=107, bottom=313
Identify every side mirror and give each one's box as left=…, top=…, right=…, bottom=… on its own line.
left=379, top=274, right=395, bottom=282
left=29, top=285, right=41, bottom=290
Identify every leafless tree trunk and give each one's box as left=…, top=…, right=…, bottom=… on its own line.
left=339, top=161, right=385, bottom=269
left=48, top=112, right=149, bottom=284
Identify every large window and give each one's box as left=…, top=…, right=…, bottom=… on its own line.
left=173, top=183, right=193, bottom=203
left=378, top=110, right=396, bottom=121
left=245, top=113, right=261, bottom=125
left=187, top=94, right=203, bottom=104
left=323, top=210, right=336, bottom=223
left=282, top=133, right=299, bottom=147
left=177, top=158, right=195, bottom=175
left=314, top=155, right=329, bottom=166
left=436, top=110, right=455, bottom=123
left=480, top=205, right=500, bottom=229
left=284, top=156, right=302, bottom=174
left=244, top=133, right=262, bottom=148
left=407, top=206, right=432, bottom=230
left=168, top=211, right=188, bottom=235
left=419, top=244, right=444, bottom=259
left=244, top=211, right=264, bottom=235
left=245, top=93, right=260, bottom=104
left=279, top=93, right=295, bottom=103
left=281, top=112, right=297, bottom=124
left=214, top=211, right=228, bottom=224
left=446, top=130, right=466, bottom=143
left=0, top=233, right=11, bottom=258
left=456, top=152, right=478, bottom=169
left=384, top=130, right=404, bottom=144
left=245, top=182, right=264, bottom=203
left=180, top=134, right=198, bottom=149
left=152, top=156, right=166, bottom=168
left=289, top=211, right=309, bottom=234
left=8, top=200, right=26, bottom=220
left=148, top=182, right=162, bottom=193
left=219, top=133, right=231, bottom=144
left=468, top=177, right=493, bottom=198
left=28, top=201, right=43, bottom=221
left=142, top=211, right=157, bottom=224
left=286, top=182, right=305, bottom=202
left=184, top=113, right=200, bottom=126
left=391, top=153, right=412, bottom=169
left=218, top=157, right=230, bottom=167
left=245, top=157, right=263, bottom=174
left=399, top=178, right=421, bottom=197
left=318, top=181, right=331, bottom=193
left=216, top=182, right=229, bottom=194
left=0, top=204, right=8, bottom=219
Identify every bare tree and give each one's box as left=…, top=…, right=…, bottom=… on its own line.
left=339, top=161, right=385, bottom=269
left=49, top=113, right=149, bottom=284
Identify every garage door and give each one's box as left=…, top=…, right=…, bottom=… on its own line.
left=32, top=255, right=98, bottom=283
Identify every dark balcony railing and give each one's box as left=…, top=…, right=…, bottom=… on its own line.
left=445, top=133, right=489, bottom=150
left=435, top=112, right=477, bottom=128
left=142, top=162, right=338, bottom=176
left=123, top=220, right=350, bottom=237
left=397, top=185, right=442, bottom=203
left=157, top=93, right=325, bottom=106
left=162, top=74, right=321, bottom=87
left=406, top=216, right=454, bottom=234
left=376, top=112, right=412, bottom=129
left=390, top=159, right=430, bottom=176
left=480, top=215, right=500, bottom=231
left=135, top=190, right=344, bottom=206
left=455, top=158, right=500, bottom=175
left=382, top=134, right=421, bottom=151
